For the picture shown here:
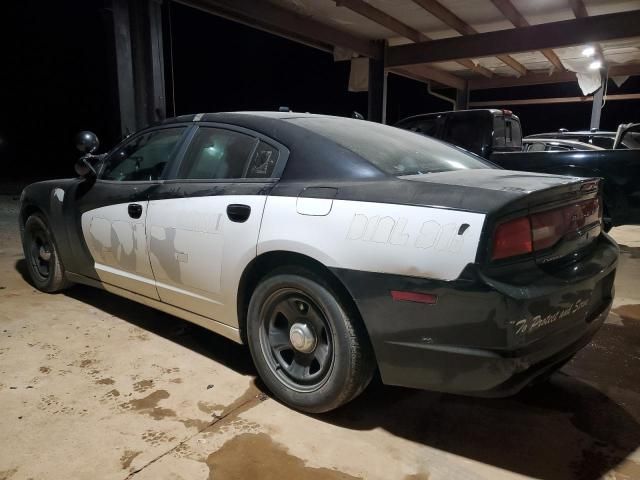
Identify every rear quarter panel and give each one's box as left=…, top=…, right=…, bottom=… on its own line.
left=257, top=195, right=486, bottom=281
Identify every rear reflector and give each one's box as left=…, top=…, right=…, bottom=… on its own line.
left=492, top=216, right=533, bottom=260
left=390, top=290, right=437, bottom=305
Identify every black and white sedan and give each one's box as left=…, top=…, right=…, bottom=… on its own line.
left=19, top=112, right=618, bottom=412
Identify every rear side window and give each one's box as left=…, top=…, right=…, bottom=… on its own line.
left=245, top=142, right=279, bottom=178
left=179, top=127, right=258, bottom=179
left=287, top=117, right=492, bottom=176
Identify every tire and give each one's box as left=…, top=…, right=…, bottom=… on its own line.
left=22, top=213, right=72, bottom=293
left=246, top=267, right=375, bottom=413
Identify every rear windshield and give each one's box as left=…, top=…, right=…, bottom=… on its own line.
left=287, top=117, right=492, bottom=176
left=493, top=115, right=522, bottom=149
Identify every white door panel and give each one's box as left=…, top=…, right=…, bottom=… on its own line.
left=81, top=202, right=159, bottom=299
left=258, top=197, right=485, bottom=281
left=146, top=195, right=267, bottom=325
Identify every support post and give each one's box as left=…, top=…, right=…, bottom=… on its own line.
left=381, top=72, right=388, bottom=124
left=111, top=0, right=136, bottom=137
left=456, top=81, right=469, bottom=110
left=109, top=0, right=166, bottom=137
left=368, top=41, right=385, bottom=122
left=590, top=71, right=606, bottom=130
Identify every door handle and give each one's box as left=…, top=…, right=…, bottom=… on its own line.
left=226, top=204, right=251, bottom=223
left=128, top=203, right=143, bottom=219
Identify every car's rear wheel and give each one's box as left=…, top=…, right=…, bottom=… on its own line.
left=22, top=213, right=71, bottom=293
left=247, top=268, right=374, bottom=413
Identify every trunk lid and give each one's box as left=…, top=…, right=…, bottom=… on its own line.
left=401, top=169, right=603, bottom=264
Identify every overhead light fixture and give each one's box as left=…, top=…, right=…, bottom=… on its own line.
left=582, top=46, right=596, bottom=57
left=588, top=60, right=603, bottom=70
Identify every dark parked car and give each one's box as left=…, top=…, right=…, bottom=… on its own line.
left=527, top=125, right=640, bottom=150
left=20, top=112, right=617, bottom=412
left=523, top=138, right=604, bottom=152
left=397, top=111, right=640, bottom=229
left=396, top=108, right=523, bottom=159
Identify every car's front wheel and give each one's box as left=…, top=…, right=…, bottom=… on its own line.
left=22, top=213, right=72, bottom=293
left=247, top=268, right=374, bottom=413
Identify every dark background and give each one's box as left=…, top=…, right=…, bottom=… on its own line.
left=2, top=0, right=639, bottom=186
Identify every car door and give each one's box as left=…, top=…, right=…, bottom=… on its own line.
left=145, top=124, right=288, bottom=327
left=66, top=125, right=190, bottom=299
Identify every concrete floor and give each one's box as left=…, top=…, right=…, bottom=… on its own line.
left=1, top=194, right=640, bottom=480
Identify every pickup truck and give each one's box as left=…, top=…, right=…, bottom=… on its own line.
left=396, top=110, right=640, bottom=229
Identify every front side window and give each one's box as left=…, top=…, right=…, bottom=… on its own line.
left=178, top=128, right=259, bottom=179
left=526, top=142, right=546, bottom=152
left=101, top=127, right=185, bottom=181
left=590, top=136, right=615, bottom=149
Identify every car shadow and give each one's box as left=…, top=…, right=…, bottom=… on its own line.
left=13, top=258, right=640, bottom=479
left=318, top=337, right=640, bottom=479
left=65, top=284, right=257, bottom=377
left=15, top=258, right=258, bottom=378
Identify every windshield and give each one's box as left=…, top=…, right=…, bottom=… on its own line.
left=287, top=117, right=492, bottom=176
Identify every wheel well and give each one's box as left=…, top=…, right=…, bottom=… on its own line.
left=20, top=204, right=43, bottom=229
left=236, top=251, right=368, bottom=345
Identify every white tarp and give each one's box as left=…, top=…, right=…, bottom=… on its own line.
left=348, top=57, right=369, bottom=92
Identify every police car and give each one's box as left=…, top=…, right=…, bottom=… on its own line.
left=19, top=112, right=617, bottom=412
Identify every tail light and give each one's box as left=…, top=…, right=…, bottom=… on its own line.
left=492, top=216, right=532, bottom=260
left=492, top=198, right=601, bottom=261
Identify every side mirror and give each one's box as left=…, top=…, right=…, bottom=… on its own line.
left=75, top=131, right=100, bottom=153
left=74, top=131, right=101, bottom=177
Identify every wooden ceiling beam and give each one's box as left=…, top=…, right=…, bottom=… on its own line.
left=387, top=10, right=640, bottom=67
left=334, top=0, right=492, bottom=78
left=388, top=65, right=467, bottom=90
left=468, top=63, right=640, bottom=90
left=490, top=0, right=565, bottom=71
left=411, top=0, right=527, bottom=75
left=568, top=0, right=605, bottom=62
left=457, top=59, right=493, bottom=78
left=469, top=92, right=640, bottom=107
left=176, top=0, right=380, bottom=58
left=568, top=0, right=589, bottom=19
left=336, top=0, right=427, bottom=43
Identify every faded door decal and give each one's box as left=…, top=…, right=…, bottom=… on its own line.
left=81, top=202, right=158, bottom=299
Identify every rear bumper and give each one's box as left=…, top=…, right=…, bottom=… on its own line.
left=331, top=234, right=618, bottom=396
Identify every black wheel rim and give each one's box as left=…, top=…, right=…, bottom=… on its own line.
left=258, top=288, right=334, bottom=393
left=28, top=227, right=52, bottom=281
